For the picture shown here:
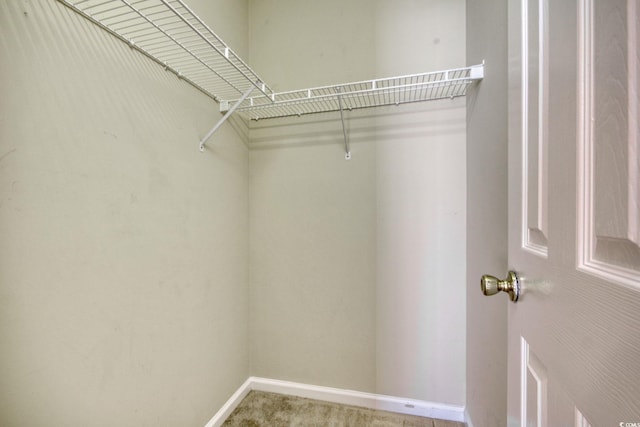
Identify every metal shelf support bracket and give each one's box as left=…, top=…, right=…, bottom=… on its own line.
left=335, top=88, right=351, bottom=160
left=199, top=86, right=255, bottom=152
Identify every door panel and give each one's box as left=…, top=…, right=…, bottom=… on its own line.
left=522, top=0, right=549, bottom=255
left=522, top=339, right=548, bottom=427
left=578, top=0, right=640, bottom=285
left=508, top=0, right=640, bottom=425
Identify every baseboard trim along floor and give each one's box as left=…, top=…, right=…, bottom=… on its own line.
left=464, top=409, right=474, bottom=427
left=204, top=377, right=465, bottom=427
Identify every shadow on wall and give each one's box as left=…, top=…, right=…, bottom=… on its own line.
left=248, top=98, right=466, bottom=150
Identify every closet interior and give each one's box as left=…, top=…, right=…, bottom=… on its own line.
left=1, top=0, right=481, bottom=425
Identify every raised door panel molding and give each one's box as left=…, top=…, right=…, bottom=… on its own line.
left=521, top=338, right=548, bottom=427
left=522, top=0, right=549, bottom=257
left=578, top=0, right=640, bottom=288
left=574, top=409, right=593, bottom=427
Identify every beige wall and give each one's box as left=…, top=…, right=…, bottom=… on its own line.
left=465, top=0, right=509, bottom=426
left=375, top=103, right=466, bottom=404
left=1, top=1, right=474, bottom=424
left=248, top=0, right=467, bottom=405
left=249, top=127, right=377, bottom=391
left=0, top=1, right=250, bottom=426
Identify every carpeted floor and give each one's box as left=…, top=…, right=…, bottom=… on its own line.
left=221, top=391, right=466, bottom=427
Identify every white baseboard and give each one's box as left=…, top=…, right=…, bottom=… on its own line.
left=204, top=377, right=252, bottom=427
left=205, top=376, right=465, bottom=426
left=464, top=408, right=474, bottom=427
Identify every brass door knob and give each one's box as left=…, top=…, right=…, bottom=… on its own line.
left=481, top=271, right=520, bottom=302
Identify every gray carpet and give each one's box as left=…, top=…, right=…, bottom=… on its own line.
left=222, top=391, right=465, bottom=427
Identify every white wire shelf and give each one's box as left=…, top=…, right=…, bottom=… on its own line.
left=57, top=0, right=273, bottom=102
left=58, top=0, right=483, bottom=154
left=223, top=64, right=484, bottom=121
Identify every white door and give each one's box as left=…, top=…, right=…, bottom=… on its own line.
left=504, top=0, right=640, bottom=425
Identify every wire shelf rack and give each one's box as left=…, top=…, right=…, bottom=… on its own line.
left=57, top=0, right=273, bottom=102
left=58, top=0, right=483, bottom=153
left=225, top=64, right=484, bottom=121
